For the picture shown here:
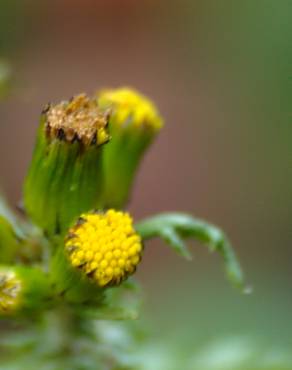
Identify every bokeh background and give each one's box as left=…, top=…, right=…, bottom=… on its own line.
left=0, top=0, right=291, bottom=368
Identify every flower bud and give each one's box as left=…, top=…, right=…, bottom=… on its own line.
left=23, top=94, right=110, bottom=237
left=52, top=209, right=143, bottom=303
left=97, top=87, right=163, bottom=208
left=0, top=266, right=51, bottom=316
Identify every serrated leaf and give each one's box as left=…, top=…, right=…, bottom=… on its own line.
left=160, top=227, right=192, bottom=260
left=135, top=212, right=245, bottom=291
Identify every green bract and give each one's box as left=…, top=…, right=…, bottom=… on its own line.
left=23, top=94, right=110, bottom=236
left=97, top=87, right=163, bottom=208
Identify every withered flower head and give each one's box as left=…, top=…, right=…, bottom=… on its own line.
left=45, top=93, right=110, bottom=146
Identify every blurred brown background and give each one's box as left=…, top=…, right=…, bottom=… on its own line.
left=0, top=0, right=291, bottom=350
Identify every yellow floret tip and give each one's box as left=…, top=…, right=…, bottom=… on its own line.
left=65, top=210, right=143, bottom=287
left=98, top=87, right=163, bottom=132
left=0, top=269, right=22, bottom=314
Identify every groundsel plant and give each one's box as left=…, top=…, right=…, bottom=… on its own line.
left=0, top=87, right=245, bottom=369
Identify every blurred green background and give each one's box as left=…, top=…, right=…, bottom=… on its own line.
left=0, top=0, right=291, bottom=368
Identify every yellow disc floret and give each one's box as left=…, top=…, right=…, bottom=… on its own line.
left=0, top=269, right=22, bottom=314
left=65, top=210, right=143, bottom=287
left=98, top=87, right=163, bottom=132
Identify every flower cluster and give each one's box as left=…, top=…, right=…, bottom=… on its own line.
left=0, top=86, right=243, bottom=318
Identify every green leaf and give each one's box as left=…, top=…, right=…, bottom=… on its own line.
left=160, top=226, right=192, bottom=260
left=0, top=191, right=45, bottom=263
left=135, top=213, right=245, bottom=291
left=0, top=191, right=24, bottom=238
left=85, top=280, right=142, bottom=321
left=0, top=216, right=20, bottom=263
left=85, top=306, right=139, bottom=321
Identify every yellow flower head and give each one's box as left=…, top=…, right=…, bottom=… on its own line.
left=98, top=87, right=163, bottom=132
left=0, top=269, right=22, bottom=314
left=45, top=93, right=110, bottom=146
left=65, top=210, right=143, bottom=287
